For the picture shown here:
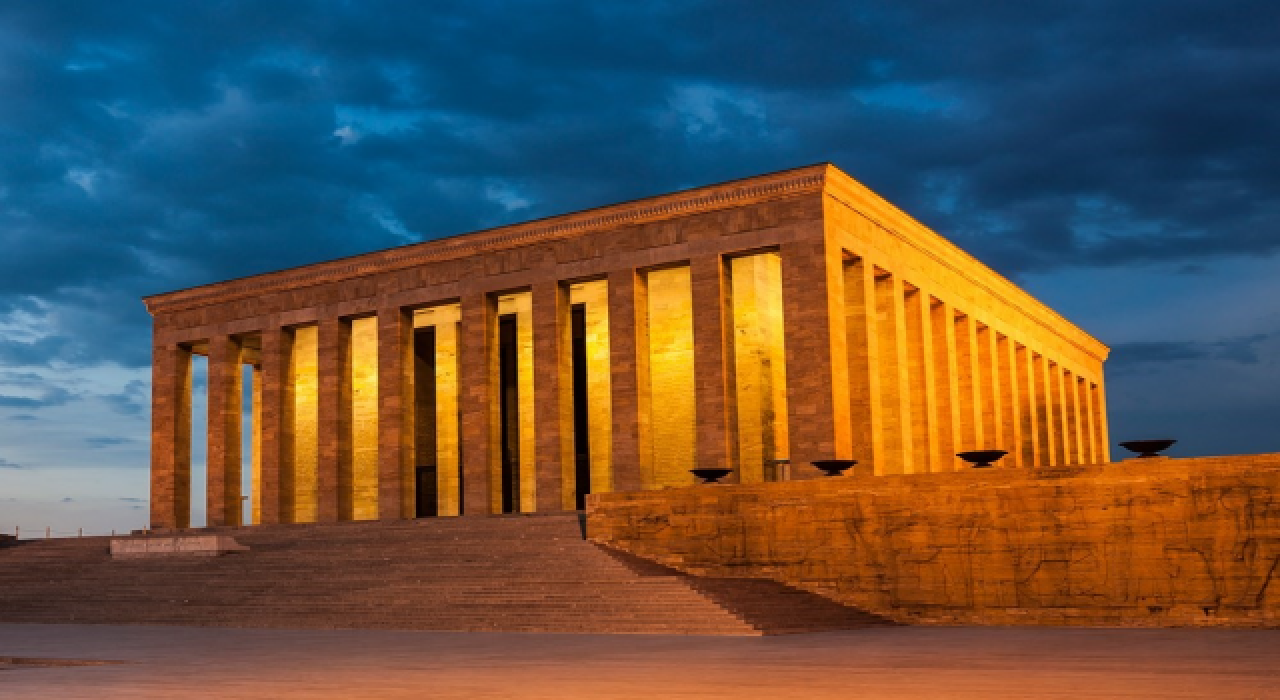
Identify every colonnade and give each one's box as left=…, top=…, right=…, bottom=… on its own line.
left=841, top=257, right=1109, bottom=474
left=150, top=244, right=1109, bottom=530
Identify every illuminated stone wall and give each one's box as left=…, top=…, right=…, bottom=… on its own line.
left=644, top=266, right=696, bottom=489
left=496, top=292, right=537, bottom=512
left=588, top=454, right=1280, bottom=628
left=290, top=325, right=319, bottom=523
left=729, top=253, right=789, bottom=483
left=349, top=316, right=379, bottom=520
left=569, top=280, right=612, bottom=492
left=413, top=304, right=461, bottom=516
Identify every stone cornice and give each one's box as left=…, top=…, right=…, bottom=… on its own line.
left=143, top=165, right=828, bottom=315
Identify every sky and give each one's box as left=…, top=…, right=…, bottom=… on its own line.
left=1, top=1, right=1278, bottom=535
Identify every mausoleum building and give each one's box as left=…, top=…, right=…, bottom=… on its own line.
left=145, top=164, right=1109, bottom=529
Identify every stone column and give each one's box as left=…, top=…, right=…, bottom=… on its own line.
left=1092, top=381, right=1111, bottom=462
left=874, top=271, right=912, bottom=474
left=257, top=328, right=289, bottom=525
left=1033, top=353, right=1056, bottom=466
left=316, top=317, right=351, bottom=522
left=997, top=334, right=1022, bottom=467
left=954, top=314, right=984, bottom=451
left=1016, top=343, right=1040, bottom=467
left=690, top=254, right=736, bottom=474
left=929, top=299, right=961, bottom=471
left=903, top=285, right=939, bottom=472
left=1050, top=361, right=1069, bottom=465
left=977, top=324, right=1002, bottom=450
left=1081, top=377, right=1098, bottom=464
left=842, top=256, right=882, bottom=471
left=608, top=269, right=647, bottom=492
left=532, top=281, right=571, bottom=510
left=378, top=307, right=414, bottom=520
left=206, top=335, right=243, bottom=527
left=1064, top=370, right=1083, bottom=464
left=150, top=343, right=192, bottom=530
left=781, top=239, right=852, bottom=478
left=459, top=293, right=496, bottom=514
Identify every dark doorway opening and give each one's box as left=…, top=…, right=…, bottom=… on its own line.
left=415, top=465, right=438, bottom=518
left=571, top=303, right=592, bottom=510
left=499, top=314, right=521, bottom=514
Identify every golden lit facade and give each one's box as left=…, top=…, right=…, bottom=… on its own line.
left=730, top=252, right=790, bottom=483
left=288, top=325, right=319, bottom=522
left=567, top=280, right=613, bottom=499
left=146, top=164, right=1110, bottom=528
left=644, top=265, right=697, bottom=490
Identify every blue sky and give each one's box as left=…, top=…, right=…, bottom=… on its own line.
left=2, top=1, right=1278, bottom=534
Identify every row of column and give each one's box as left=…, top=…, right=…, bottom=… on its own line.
left=153, top=246, right=817, bottom=528
left=843, top=257, right=1109, bottom=473
left=150, top=242, right=1109, bottom=529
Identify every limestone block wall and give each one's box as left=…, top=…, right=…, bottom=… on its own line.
left=587, top=454, right=1280, bottom=628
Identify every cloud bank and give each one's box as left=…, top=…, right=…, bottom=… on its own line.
left=0, top=0, right=1277, bottom=530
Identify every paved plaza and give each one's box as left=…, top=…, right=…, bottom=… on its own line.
left=1, top=623, right=1277, bottom=698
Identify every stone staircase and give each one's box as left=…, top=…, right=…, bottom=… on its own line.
left=0, top=514, right=890, bottom=635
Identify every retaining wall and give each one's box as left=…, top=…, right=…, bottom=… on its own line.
left=587, top=454, right=1280, bottom=627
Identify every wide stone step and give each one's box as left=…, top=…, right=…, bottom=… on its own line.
left=0, top=516, right=888, bottom=635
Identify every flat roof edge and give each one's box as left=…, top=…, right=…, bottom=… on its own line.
left=143, top=163, right=831, bottom=315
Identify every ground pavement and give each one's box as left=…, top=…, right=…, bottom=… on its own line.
left=0, top=623, right=1277, bottom=698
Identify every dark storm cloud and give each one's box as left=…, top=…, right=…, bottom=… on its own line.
left=0, top=372, right=76, bottom=409
left=0, top=338, right=69, bottom=367
left=2, top=1, right=1277, bottom=374
left=0, top=391, right=70, bottom=409
left=1109, top=332, right=1274, bottom=373
left=102, top=379, right=147, bottom=416
left=1109, top=341, right=1205, bottom=368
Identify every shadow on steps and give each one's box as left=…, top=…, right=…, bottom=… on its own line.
left=596, top=545, right=898, bottom=634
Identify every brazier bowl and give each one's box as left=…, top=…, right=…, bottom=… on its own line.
left=690, top=467, right=733, bottom=484
left=810, top=459, right=858, bottom=477
left=957, top=450, right=1008, bottom=468
left=1119, top=439, right=1176, bottom=458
